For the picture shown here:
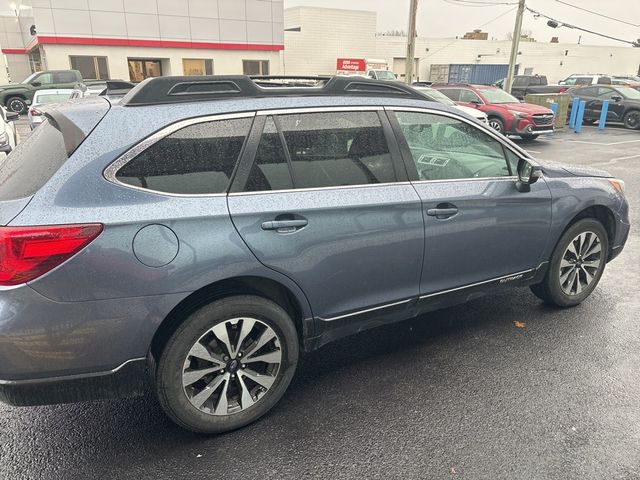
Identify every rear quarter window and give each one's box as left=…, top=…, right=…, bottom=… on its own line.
left=0, top=120, right=67, bottom=200
left=115, top=117, right=252, bottom=195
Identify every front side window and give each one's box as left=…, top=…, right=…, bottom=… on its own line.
left=277, top=111, right=397, bottom=189
left=34, top=73, right=53, bottom=85
left=394, top=111, right=511, bottom=181
left=459, top=89, right=482, bottom=103
left=115, top=117, right=252, bottom=194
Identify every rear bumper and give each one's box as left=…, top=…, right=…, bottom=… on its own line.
left=0, top=358, right=147, bottom=406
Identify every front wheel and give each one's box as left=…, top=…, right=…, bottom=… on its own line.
left=623, top=110, right=640, bottom=130
left=6, top=97, right=26, bottom=114
left=156, top=295, right=299, bottom=434
left=530, top=219, right=608, bottom=307
left=488, top=117, right=505, bottom=134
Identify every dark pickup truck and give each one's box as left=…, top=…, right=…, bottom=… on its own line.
left=495, top=75, right=568, bottom=101
left=0, top=70, right=82, bottom=113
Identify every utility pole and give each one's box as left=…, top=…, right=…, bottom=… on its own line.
left=505, top=0, right=525, bottom=94
left=405, top=0, right=419, bottom=84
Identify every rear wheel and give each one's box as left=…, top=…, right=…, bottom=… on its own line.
left=530, top=219, right=608, bottom=307
left=156, top=295, right=299, bottom=434
left=623, top=110, right=640, bottom=130
left=6, top=97, right=26, bottom=114
left=488, top=117, right=505, bottom=134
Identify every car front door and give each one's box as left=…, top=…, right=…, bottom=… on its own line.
left=387, top=107, right=552, bottom=297
left=228, top=109, right=424, bottom=324
left=596, top=87, right=624, bottom=121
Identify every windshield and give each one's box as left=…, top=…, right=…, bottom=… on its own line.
left=375, top=70, right=396, bottom=80
left=21, top=72, right=39, bottom=84
left=477, top=88, right=519, bottom=104
left=416, top=88, right=456, bottom=106
left=617, top=86, right=640, bottom=99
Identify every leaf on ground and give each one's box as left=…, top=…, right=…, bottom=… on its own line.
left=450, top=467, right=458, bottom=475
left=513, top=320, right=526, bottom=328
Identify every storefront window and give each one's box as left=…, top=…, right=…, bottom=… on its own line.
left=70, top=56, right=110, bottom=80
left=183, top=59, right=214, bottom=76
left=128, top=59, right=163, bottom=82
left=242, top=60, right=269, bottom=75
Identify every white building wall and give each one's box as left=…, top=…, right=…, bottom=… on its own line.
left=283, top=7, right=376, bottom=75
left=42, top=43, right=281, bottom=80
left=284, top=7, right=640, bottom=83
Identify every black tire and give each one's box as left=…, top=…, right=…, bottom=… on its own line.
left=519, top=134, right=539, bottom=141
left=623, top=110, right=640, bottom=130
left=530, top=218, right=609, bottom=307
left=156, top=295, right=299, bottom=434
left=488, top=117, right=505, bottom=134
left=6, top=97, right=26, bottom=114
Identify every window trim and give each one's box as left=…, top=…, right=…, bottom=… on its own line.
left=384, top=106, right=535, bottom=183
left=103, top=112, right=256, bottom=197
left=230, top=106, right=408, bottom=194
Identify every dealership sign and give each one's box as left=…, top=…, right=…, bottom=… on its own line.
left=337, top=58, right=366, bottom=72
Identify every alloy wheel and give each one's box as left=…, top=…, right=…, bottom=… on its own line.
left=182, top=317, right=282, bottom=416
left=489, top=119, right=503, bottom=132
left=559, top=231, right=602, bottom=296
left=625, top=111, right=640, bottom=129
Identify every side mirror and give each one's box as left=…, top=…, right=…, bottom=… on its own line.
left=611, top=95, right=622, bottom=102
left=515, top=158, right=542, bottom=192
left=5, top=110, right=19, bottom=121
left=31, top=81, right=41, bottom=87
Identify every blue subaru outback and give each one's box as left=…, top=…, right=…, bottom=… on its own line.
left=0, top=76, right=629, bottom=433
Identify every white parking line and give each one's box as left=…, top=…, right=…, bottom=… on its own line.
left=610, top=153, right=640, bottom=161
left=567, top=139, right=640, bottom=146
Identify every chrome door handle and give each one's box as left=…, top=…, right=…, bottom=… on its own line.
left=261, top=219, right=308, bottom=232
left=426, top=207, right=458, bottom=219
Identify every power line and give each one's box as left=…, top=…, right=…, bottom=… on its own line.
left=554, top=0, right=640, bottom=28
left=426, top=6, right=517, bottom=57
left=526, top=7, right=640, bottom=47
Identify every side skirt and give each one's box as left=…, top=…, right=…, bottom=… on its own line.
left=304, top=263, right=548, bottom=351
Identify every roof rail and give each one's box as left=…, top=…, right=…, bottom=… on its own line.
left=119, top=75, right=427, bottom=107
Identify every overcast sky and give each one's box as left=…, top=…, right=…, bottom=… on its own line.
left=284, top=0, right=640, bottom=46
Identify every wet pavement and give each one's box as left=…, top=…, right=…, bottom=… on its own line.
left=1, top=125, right=639, bottom=480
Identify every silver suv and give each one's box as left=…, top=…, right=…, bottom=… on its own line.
left=0, top=75, right=629, bottom=433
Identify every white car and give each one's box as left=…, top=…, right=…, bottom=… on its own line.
left=0, top=106, right=18, bottom=155
left=28, top=89, right=74, bottom=130
left=413, top=86, right=489, bottom=124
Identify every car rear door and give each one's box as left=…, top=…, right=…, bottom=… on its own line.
left=387, top=107, right=552, bottom=298
left=596, top=87, right=624, bottom=121
left=574, top=87, right=599, bottom=119
left=228, top=108, right=424, bottom=322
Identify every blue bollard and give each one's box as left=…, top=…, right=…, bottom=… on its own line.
left=575, top=100, right=586, bottom=133
left=569, top=97, right=579, bottom=128
left=550, top=101, right=558, bottom=117
left=598, top=100, right=609, bottom=130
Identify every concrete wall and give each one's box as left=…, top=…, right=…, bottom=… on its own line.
left=42, top=43, right=281, bottom=80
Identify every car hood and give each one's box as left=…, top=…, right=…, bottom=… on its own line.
left=501, top=102, right=553, bottom=114
left=0, top=84, right=26, bottom=91
left=454, top=105, right=486, bottom=119
left=535, top=159, right=612, bottom=178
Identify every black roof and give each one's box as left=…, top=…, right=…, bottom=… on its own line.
left=119, top=75, right=429, bottom=107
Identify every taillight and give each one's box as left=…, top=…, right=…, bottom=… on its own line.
left=0, top=224, right=103, bottom=286
left=29, top=107, right=41, bottom=116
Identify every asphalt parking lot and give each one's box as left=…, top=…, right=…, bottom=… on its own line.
left=0, top=124, right=638, bottom=480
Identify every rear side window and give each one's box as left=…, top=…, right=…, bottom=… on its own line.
left=245, top=117, right=293, bottom=192
left=116, top=117, right=252, bottom=194
left=277, top=111, right=396, bottom=189
left=0, top=121, right=67, bottom=200
left=438, top=89, right=461, bottom=101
